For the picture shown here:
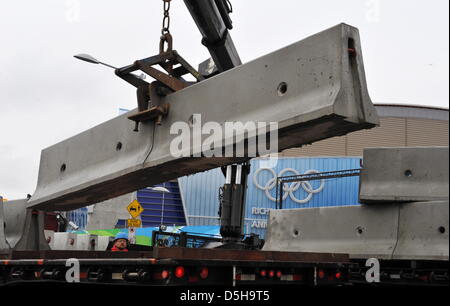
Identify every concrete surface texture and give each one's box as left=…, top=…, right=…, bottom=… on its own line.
left=85, top=193, right=136, bottom=231
left=359, top=147, right=449, bottom=203
left=263, top=201, right=449, bottom=261
left=28, top=23, right=379, bottom=212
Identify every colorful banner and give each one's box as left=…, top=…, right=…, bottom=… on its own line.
left=75, top=225, right=221, bottom=246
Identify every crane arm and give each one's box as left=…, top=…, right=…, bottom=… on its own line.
left=183, top=0, right=242, bottom=73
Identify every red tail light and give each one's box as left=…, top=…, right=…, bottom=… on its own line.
left=419, top=274, right=429, bottom=282
left=260, top=270, right=267, bottom=277
left=268, top=270, right=275, bottom=278
left=318, top=270, right=326, bottom=279
left=161, top=270, right=170, bottom=279
left=335, top=272, right=342, bottom=280
left=199, top=267, right=209, bottom=279
left=175, top=266, right=185, bottom=279
left=276, top=271, right=282, bottom=278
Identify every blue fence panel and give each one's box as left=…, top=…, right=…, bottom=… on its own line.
left=179, top=157, right=362, bottom=238
left=245, top=157, right=361, bottom=237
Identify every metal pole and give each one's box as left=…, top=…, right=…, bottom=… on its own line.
left=235, top=165, right=242, bottom=184
left=275, top=177, right=279, bottom=210
left=225, top=165, right=232, bottom=184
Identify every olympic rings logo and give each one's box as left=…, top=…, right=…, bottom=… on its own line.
left=253, top=168, right=325, bottom=204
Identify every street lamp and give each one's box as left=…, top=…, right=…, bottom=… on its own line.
left=73, top=53, right=146, bottom=79
left=74, top=53, right=118, bottom=69
left=149, top=187, right=171, bottom=193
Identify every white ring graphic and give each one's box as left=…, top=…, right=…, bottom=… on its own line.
left=253, top=168, right=325, bottom=204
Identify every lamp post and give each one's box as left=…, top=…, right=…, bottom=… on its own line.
left=73, top=54, right=145, bottom=79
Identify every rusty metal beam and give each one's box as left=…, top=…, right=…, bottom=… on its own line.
left=153, top=247, right=349, bottom=263
left=4, top=248, right=349, bottom=264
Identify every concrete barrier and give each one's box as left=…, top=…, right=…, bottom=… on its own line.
left=44, top=230, right=55, bottom=249
left=263, top=201, right=449, bottom=261
left=53, top=232, right=77, bottom=250
left=3, top=199, right=50, bottom=251
left=28, top=23, right=379, bottom=212
left=51, top=232, right=110, bottom=251
left=359, top=147, right=449, bottom=203
left=263, top=205, right=400, bottom=259
left=96, top=236, right=111, bottom=251
left=394, top=201, right=449, bottom=260
left=0, top=197, right=10, bottom=251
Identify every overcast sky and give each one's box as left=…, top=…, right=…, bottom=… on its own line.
left=0, top=0, right=448, bottom=200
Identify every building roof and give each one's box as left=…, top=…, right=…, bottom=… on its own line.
left=375, top=104, right=449, bottom=121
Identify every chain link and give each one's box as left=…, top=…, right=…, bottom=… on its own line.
left=162, top=0, right=171, bottom=35
left=159, top=0, right=173, bottom=54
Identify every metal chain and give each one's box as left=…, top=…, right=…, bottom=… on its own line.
left=162, top=0, right=171, bottom=35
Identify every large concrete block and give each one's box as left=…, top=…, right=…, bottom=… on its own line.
left=53, top=232, right=77, bottom=250
left=3, top=199, right=50, bottom=251
left=86, top=193, right=135, bottom=231
left=2, top=199, right=27, bottom=249
left=359, top=147, right=449, bottom=203
left=394, top=201, right=449, bottom=260
left=263, top=205, right=400, bottom=259
left=0, top=197, right=10, bottom=251
left=44, top=230, right=55, bottom=249
left=263, top=201, right=449, bottom=261
left=29, top=23, right=379, bottom=211
left=96, top=236, right=111, bottom=251
left=52, top=233, right=108, bottom=251
left=75, top=234, right=95, bottom=251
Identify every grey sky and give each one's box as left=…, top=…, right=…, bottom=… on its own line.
left=0, top=0, right=448, bottom=200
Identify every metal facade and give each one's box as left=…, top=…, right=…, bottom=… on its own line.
left=281, top=105, right=449, bottom=158
left=178, top=168, right=224, bottom=227
left=179, top=157, right=362, bottom=238
left=136, top=182, right=186, bottom=227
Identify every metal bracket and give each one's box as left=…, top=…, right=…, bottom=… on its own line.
left=128, top=82, right=171, bottom=131
left=115, top=41, right=204, bottom=130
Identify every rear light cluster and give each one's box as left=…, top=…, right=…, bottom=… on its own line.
left=161, top=270, right=170, bottom=279
left=154, top=266, right=209, bottom=281
left=199, top=267, right=209, bottom=279
left=251, top=269, right=306, bottom=282
left=317, top=269, right=345, bottom=282
left=175, top=266, right=185, bottom=278
left=259, top=269, right=284, bottom=279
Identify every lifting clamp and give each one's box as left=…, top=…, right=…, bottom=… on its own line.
left=115, top=34, right=204, bottom=131
left=115, top=0, right=204, bottom=131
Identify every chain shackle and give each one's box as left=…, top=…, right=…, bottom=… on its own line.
left=159, top=33, right=173, bottom=54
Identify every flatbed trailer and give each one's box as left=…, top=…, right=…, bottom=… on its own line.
left=349, top=258, right=449, bottom=287
left=2, top=249, right=447, bottom=287
left=0, top=248, right=352, bottom=287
